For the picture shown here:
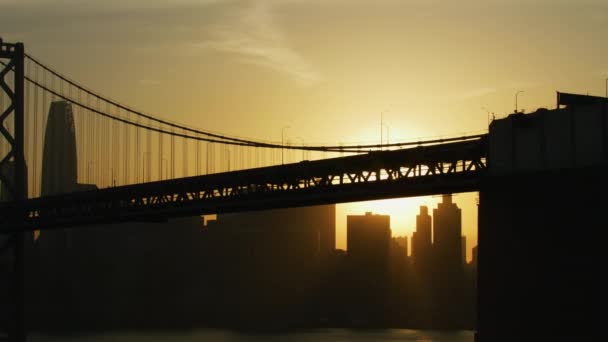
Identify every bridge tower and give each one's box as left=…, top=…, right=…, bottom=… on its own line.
left=478, top=96, right=608, bottom=340
left=0, top=39, right=26, bottom=342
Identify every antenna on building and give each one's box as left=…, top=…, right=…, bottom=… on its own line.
left=432, top=193, right=457, bottom=198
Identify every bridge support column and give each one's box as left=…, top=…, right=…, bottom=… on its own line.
left=0, top=39, right=27, bottom=342
left=477, top=166, right=607, bottom=340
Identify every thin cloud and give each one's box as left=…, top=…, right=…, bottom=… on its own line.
left=504, top=80, right=542, bottom=90
left=0, top=0, right=223, bottom=10
left=194, top=1, right=323, bottom=85
left=450, top=87, right=497, bottom=100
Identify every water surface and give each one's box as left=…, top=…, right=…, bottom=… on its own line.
left=31, top=329, right=475, bottom=342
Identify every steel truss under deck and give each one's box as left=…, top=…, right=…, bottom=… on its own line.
left=0, top=138, right=487, bottom=233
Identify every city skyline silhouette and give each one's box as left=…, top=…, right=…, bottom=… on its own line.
left=2, top=1, right=608, bottom=341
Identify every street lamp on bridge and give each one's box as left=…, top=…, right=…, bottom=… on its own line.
left=515, top=90, right=524, bottom=113
left=294, top=136, right=305, bottom=161
left=282, top=126, right=290, bottom=164
left=482, top=107, right=494, bottom=126
left=381, top=110, right=389, bottom=149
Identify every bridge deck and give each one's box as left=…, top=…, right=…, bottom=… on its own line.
left=0, top=137, right=487, bottom=232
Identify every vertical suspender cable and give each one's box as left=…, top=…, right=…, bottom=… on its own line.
left=159, top=122, right=163, bottom=180
left=114, top=104, right=119, bottom=186
left=196, top=135, right=200, bottom=175
left=170, top=127, right=174, bottom=179
left=32, top=63, right=38, bottom=197
left=95, top=97, right=100, bottom=186
left=86, top=94, right=91, bottom=184
left=135, top=114, right=140, bottom=183
left=124, top=110, right=129, bottom=185
left=147, top=117, right=151, bottom=182
left=77, top=88, right=81, bottom=185
left=106, top=102, right=112, bottom=186
left=183, top=130, right=187, bottom=177
left=24, top=59, right=31, bottom=198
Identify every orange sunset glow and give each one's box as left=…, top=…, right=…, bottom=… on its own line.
left=3, top=1, right=607, bottom=262
left=2, top=0, right=608, bottom=340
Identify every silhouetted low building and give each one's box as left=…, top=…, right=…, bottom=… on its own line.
left=28, top=216, right=205, bottom=331
left=199, top=205, right=335, bottom=329
left=347, top=212, right=391, bottom=265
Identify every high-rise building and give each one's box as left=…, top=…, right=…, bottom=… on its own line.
left=412, top=205, right=432, bottom=265
left=347, top=212, right=391, bottom=264
left=40, top=101, right=77, bottom=196
left=472, top=245, right=478, bottom=269
left=431, top=194, right=465, bottom=327
left=433, top=194, right=462, bottom=270
left=319, top=205, right=336, bottom=256
left=461, top=236, right=467, bottom=265
left=393, top=236, right=408, bottom=256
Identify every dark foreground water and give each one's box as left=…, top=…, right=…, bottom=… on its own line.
left=30, top=329, right=474, bottom=341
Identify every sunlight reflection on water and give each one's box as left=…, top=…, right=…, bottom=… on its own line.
left=30, top=329, right=474, bottom=342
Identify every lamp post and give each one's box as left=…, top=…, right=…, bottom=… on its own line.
left=381, top=109, right=389, bottom=150
left=482, top=107, right=491, bottom=126
left=381, top=112, right=383, bottom=149
left=515, top=90, right=524, bottom=113
left=382, top=124, right=390, bottom=149
left=282, top=126, right=290, bottom=164
left=386, top=126, right=390, bottom=147
left=206, top=143, right=210, bottom=175
left=294, top=136, right=305, bottom=161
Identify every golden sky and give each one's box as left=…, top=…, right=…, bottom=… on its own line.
left=2, top=0, right=607, bottom=259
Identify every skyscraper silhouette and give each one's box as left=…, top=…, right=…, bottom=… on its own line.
left=346, top=212, right=391, bottom=326
left=433, top=194, right=462, bottom=270
left=432, top=194, right=465, bottom=327
left=461, top=236, right=467, bottom=265
left=412, top=205, right=432, bottom=267
left=40, top=101, right=77, bottom=196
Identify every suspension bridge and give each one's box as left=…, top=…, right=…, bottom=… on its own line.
left=0, top=40, right=487, bottom=231
left=0, top=38, right=488, bottom=342
left=2, top=39, right=607, bottom=341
